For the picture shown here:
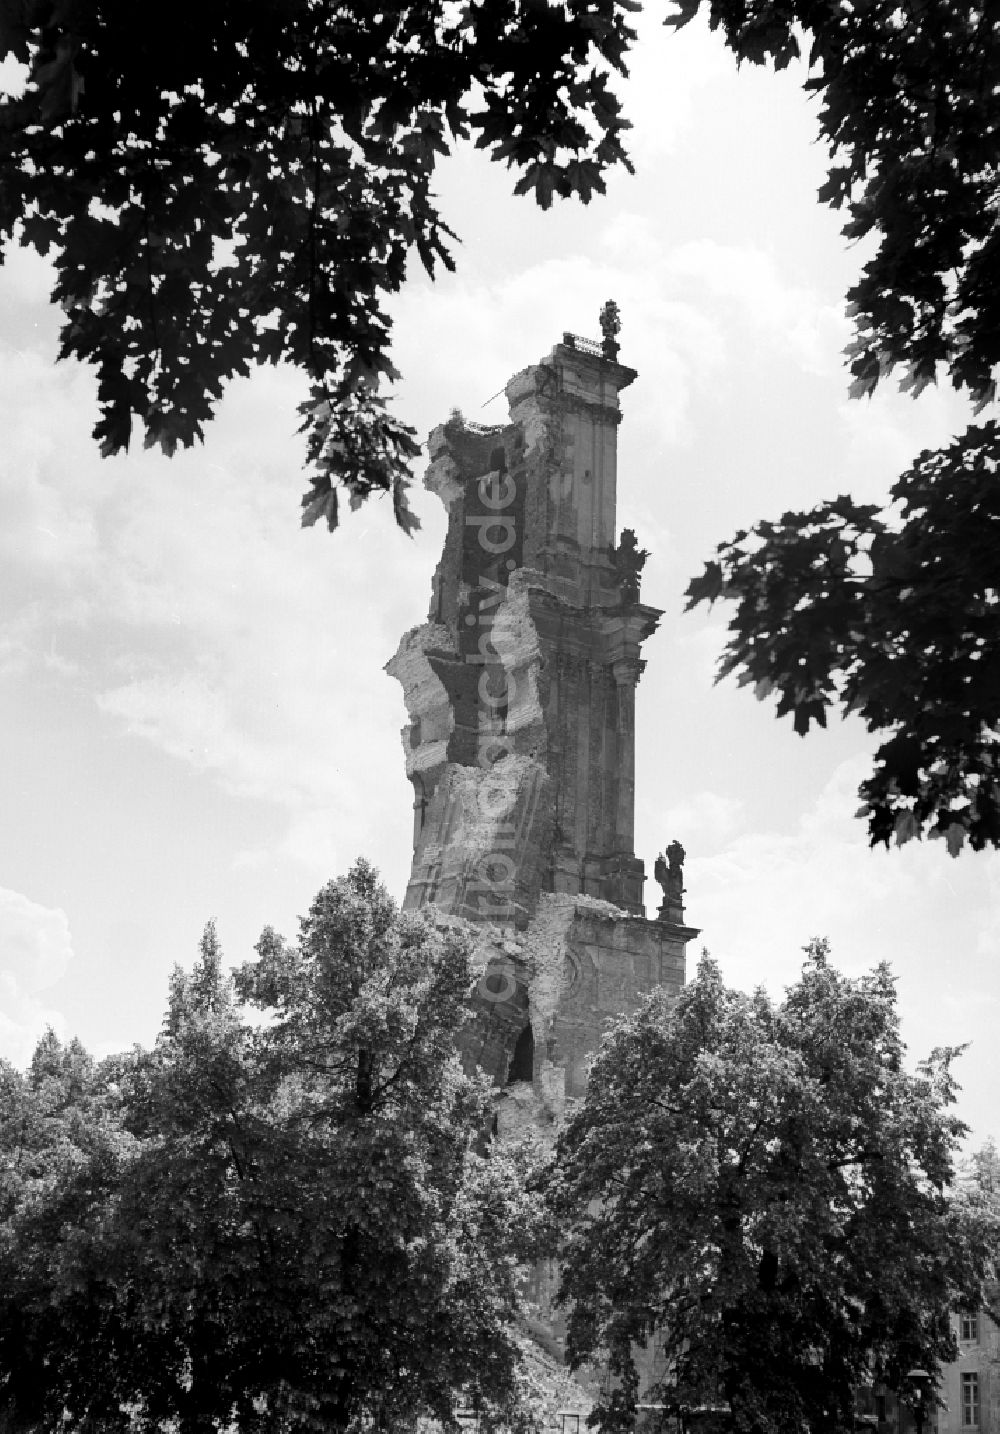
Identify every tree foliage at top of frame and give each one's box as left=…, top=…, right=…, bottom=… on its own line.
left=676, top=0, right=1000, bottom=853
left=0, top=0, right=638, bottom=533
left=667, top=0, right=1000, bottom=409
left=686, top=425, right=1000, bottom=854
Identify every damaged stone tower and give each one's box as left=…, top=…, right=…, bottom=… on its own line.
left=387, top=312, right=697, bottom=1128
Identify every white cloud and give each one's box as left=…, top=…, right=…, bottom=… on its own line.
left=388, top=212, right=853, bottom=484
left=390, top=233, right=754, bottom=455
left=692, top=757, right=930, bottom=978
left=0, top=55, right=27, bottom=97
left=97, top=672, right=253, bottom=785
left=235, top=806, right=343, bottom=876
left=973, top=859, right=1000, bottom=963
left=0, top=349, right=104, bottom=580
left=664, top=239, right=849, bottom=377
left=0, top=888, right=73, bottom=1069
left=683, top=757, right=1000, bottom=1141
left=0, top=888, right=73, bottom=992
left=659, top=791, right=745, bottom=846
left=0, top=337, right=429, bottom=871
left=672, top=609, right=732, bottom=684
left=615, top=8, right=732, bottom=165
left=837, top=384, right=977, bottom=502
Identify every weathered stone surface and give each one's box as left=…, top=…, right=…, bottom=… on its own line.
left=387, top=325, right=701, bottom=1399
left=400, top=753, right=554, bottom=926
left=388, top=326, right=698, bottom=1075
left=388, top=337, right=668, bottom=920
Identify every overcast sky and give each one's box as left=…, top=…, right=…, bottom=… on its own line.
left=1, top=11, right=996, bottom=1149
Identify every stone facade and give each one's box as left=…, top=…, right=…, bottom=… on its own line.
left=848, top=1304, right=1000, bottom=1434
left=387, top=324, right=697, bottom=1128
left=935, top=1305, right=1000, bottom=1434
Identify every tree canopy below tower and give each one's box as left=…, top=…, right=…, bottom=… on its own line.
left=549, top=943, right=1000, bottom=1434
left=0, top=862, right=543, bottom=1433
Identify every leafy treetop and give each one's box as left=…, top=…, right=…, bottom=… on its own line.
left=0, top=861, right=544, bottom=1434
left=550, top=942, right=998, bottom=1434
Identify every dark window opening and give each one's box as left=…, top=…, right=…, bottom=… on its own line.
left=508, top=1023, right=534, bottom=1084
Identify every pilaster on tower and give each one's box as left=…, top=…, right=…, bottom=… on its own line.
left=386, top=317, right=671, bottom=927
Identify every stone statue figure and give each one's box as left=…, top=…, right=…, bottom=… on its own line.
left=599, top=299, right=621, bottom=360
left=654, top=839, right=685, bottom=912
left=608, top=527, right=649, bottom=605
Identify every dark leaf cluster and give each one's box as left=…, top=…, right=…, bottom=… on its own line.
left=666, top=0, right=1000, bottom=409
left=0, top=0, right=638, bottom=529
left=687, top=424, right=1000, bottom=852
left=670, top=0, right=1000, bottom=854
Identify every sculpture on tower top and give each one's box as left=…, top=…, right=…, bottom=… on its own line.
left=600, top=299, right=621, bottom=360
left=608, top=527, right=649, bottom=606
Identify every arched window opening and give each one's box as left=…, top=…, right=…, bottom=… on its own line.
left=508, top=1023, right=534, bottom=1084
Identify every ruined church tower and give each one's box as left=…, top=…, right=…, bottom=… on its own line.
left=388, top=312, right=697, bottom=1121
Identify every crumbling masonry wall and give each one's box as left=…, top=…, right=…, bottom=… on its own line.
left=387, top=328, right=699, bottom=1395
left=387, top=333, right=697, bottom=1106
